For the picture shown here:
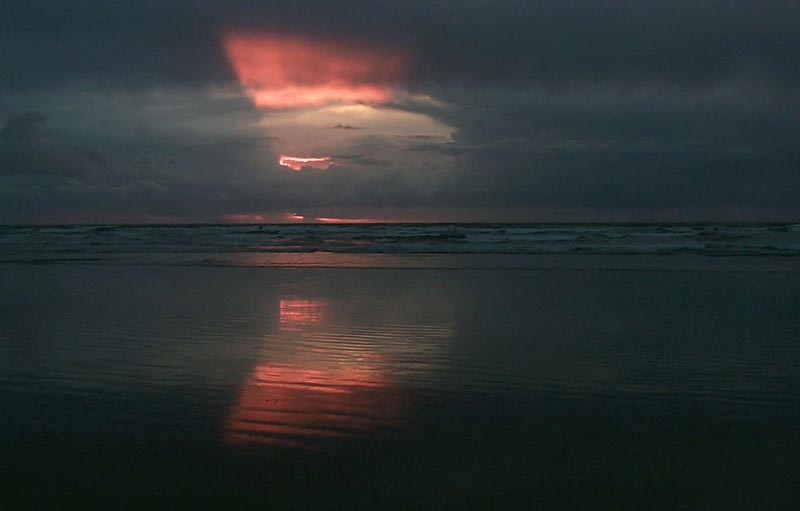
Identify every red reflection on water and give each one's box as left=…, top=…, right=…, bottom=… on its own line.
left=279, top=299, right=324, bottom=329
left=225, top=296, right=406, bottom=448
left=224, top=363, right=399, bottom=448
left=222, top=32, right=407, bottom=109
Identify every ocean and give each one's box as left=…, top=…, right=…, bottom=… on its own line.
left=2, top=223, right=800, bottom=265
left=1, top=224, right=799, bottom=509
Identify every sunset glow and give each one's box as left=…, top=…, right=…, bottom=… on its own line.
left=222, top=213, right=268, bottom=223
left=279, top=155, right=332, bottom=171
left=223, top=32, right=408, bottom=109
left=316, top=217, right=395, bottom=224
left=222, top=212, right=307, bottom=223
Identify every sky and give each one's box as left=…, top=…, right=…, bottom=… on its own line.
left=1, top=0, right=799, bottom=223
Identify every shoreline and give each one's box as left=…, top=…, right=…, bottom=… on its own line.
left=2, top=252, right=799, bottom=272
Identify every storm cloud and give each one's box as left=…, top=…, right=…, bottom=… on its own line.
left=1, top=0, right=798, bottom=222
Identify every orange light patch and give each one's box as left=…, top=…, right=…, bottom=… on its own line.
left=224, top=363, right=399, bottom=448
left=316, top=217, right=398, bottom=224
left=279, top=299, right=325, bottom=329
left=223, top=32, right=408, bottom=109
left=279, top=155, right=332, bottom=171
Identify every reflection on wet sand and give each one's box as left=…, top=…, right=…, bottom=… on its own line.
left=225, top=362, right=399, bottom=448
left=278, top=299, right=325, bottom=330
left=225, top=297, right=448, bottom=448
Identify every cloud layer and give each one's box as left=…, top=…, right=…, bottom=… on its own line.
left=1, top=0, right=799, bottom=222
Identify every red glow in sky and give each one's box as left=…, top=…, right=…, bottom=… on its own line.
left=315, top=217, right=407, bottom=224
left=279, top=155, right=332, bottom=171
left=223, top=32, right=408, bottom=109
left=316, top=217, right=388, bottom=224
left=222, top=212, right=269, bottom=223
left=221, top=212, right=308, bottom=223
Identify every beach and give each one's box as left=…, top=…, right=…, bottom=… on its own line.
left=2, top=254, right=799, bottom=509
left=4, top=0, right=798, bottom=503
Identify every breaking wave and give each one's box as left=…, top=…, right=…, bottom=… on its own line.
left=2, top=223, right=800, bottom=264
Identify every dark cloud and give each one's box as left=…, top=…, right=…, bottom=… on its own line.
left=330, top=124, right=364, bottom=130
left=2, top=1, right=799, bottom=91
left=1, top=1, right=799, bottom=222
left=409, top=86, right=800, bottom=215
left=0, top=108, right=442, bottom=222
left=1, top=111, right=47, bottom=140
left=331, top=153, right=390, bottom=167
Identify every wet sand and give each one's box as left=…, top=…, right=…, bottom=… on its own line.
left=1, top=258, right=799, bottom=509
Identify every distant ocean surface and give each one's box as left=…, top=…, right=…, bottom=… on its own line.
left=2, top=223, right=800, bottom=266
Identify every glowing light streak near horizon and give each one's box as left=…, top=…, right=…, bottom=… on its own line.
left=223, top=32, right=408, bottom=109
left=279, top=155, right=332, bottom=171
left=221, top=212, right=268, bottom=223
left=316, top=217, right=392, bottom=224
left=221, top=212, right=307, bottom=223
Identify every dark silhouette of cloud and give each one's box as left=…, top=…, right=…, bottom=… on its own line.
left=1, top=111, right=47, bottom=140
left=330, top=124, right=364, bottom=130
left=2, top=0, right=799, bottom=91
left=1, top=1, right=799, bottom=222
